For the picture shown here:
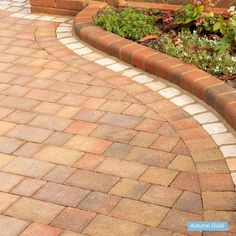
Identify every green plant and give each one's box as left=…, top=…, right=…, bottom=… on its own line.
left=213, top=15, right=228, bottom=34
left=95, top=8, right=157, bottom=41
left=173, top=3, right=204, bottom=26
left=150, top=31, right=236, bottom=76
left=215, top=14, right=236, bottom=51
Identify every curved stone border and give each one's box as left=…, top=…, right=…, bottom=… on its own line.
left=54, top=16, right=236, bottom=187
left=73, top=2, right=236, bottom=131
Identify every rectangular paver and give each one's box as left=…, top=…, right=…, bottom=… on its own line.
left=2, top=156, right=55, bottom=178
left=7, top=125, right=52, bottom=143
left=110, top=198, right=169, bottom=226
left=65, top=169, right=119, bottom=193
left=83, top=215, right=144, bottom=236
left=64, top=135, right=112, bottom=155
left=5, top=197, right=64, bottom=224
left=96, top=158, right=147, bottom=179
left=34, top=145, right=84, bottom=166
left=33, top=182, right=90, bottom=207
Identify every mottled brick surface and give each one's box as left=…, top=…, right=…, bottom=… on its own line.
left=0, top=9, right=234, bottom=236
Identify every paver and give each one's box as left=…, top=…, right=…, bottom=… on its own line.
left=202, top=192, right=236, bottom=211
left=7, top=124, right=52, bottom=143
left=110, top=198, right=169, bottom=226
left=13, top=142, right=43, bottom=158
left=5, top=197, right=64, bottom=224
left=0, top=136, right=24, bottom=154
left=0, top=6, right=235, bottom=235
left=160, top=209, right=202, bottom=235
left=74, top=108, right=105, bottom=122
left=140, top=166, right=178, bottom=186
left=167, top=155, right=196, bottom=174
left=43, top=165, right=76, bottom=184
left=29, top=115, right=72, bottom=131
left=96, top=158, right=147, bottom=179
left=44, top=132, right=73, bottom=146
left=65, top=169, right=119, bottom=192
left=170, top=172, right=200, bottom=193
left=99, top=112, right=142, bottom=129
left=126, top=147, right=176, bottom=167
left=109, top=178, right=150, bottom=200
left=51, top=207, right=96, bottom=233
left=83, top=215, right=144, bottom=236
left=141, top=185, right=182, bottom=207
left=130, top=132, right=158, bottom=147
left=34, top=145, right=83, bottom=166
left=64, top=135, right=112, bottom=154
left=0, top=153, right=14, bottom=168
left=20, top=223, right=63, bottom=236
left=0, top=215, right=29, bottom=236
left=0, top=192, right=19, bottom=213
left=78, top=191, right=120, bottom=214
left=2, top=156, right=55, bottom=178
left=4, top=110, right=36, bottom=124
left=199, top=173, right=234, bottom=191
left=65, top=120, right=98, bottom=135
left=33, top=182, right=90, bottom=207
left=0, top=171, right=23, bottom=192
left=74, top=153, right=105, bottom=170
left=173, top=191, right=203, bottom=215
left=10, top=177, right=46, bottom=197
left=91, top=124, right=137, bottom=143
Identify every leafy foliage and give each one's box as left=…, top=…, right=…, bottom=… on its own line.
left=174, top=3, right=204, bottom=26
left=95, top=5, right=236, bottom=79
left=95, top=8, right=157, bottom=41
left=147, top=31, right=236, bottom=76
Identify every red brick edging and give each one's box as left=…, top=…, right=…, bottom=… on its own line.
left=29, top=0, right=89, bottom=16
left=73, top=2, right=236, bottom=130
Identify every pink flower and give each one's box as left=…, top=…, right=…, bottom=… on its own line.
left=195, top=17, right=204, bottom=26
left=164, top=12, right=174, bottom=24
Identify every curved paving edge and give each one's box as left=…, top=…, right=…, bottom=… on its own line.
left=73, top=2, right=236, bottom=131
left=52, top=7, right=236, bottom=186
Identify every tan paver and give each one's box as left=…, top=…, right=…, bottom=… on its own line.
left=0, top=171, right=23, bottom=192
left=141, top=185, right=182, bottom=207
left=7, top=124, right=52, bottom=143
left=140, top=166, right=178, bottom=186
left=34, top=145, right=83, bottom=166
left=20, top=223, right=63, bottom=236
left=0, top=215, right=29, bottom=236
left=2, top=156, right=55, bottom=178
left=10, top=178, right=46, bottom=197
left=51, top=207, right=96, bottom=233
left=5, top=197, right=64, bottom=224
left=109, top=178, right=150, bottom=200
left=0, top=192, right=19, bottom=213
left=95, top=158, right=147, bottom=179
left=83, top=215, right=144, bottom=236
left=110, top=198, right=169, bottom=226
left=65, top=169, right=119, bottom=192
left=33, top=182, right=90, bottom=207
left=78, top=191, right=120, bottom=214
left=64, top=135, right=112, bottom=155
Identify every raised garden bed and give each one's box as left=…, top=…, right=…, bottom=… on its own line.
left=73, top=2, right=236, bottom=130
left=95, top=2, right=236, bottom=87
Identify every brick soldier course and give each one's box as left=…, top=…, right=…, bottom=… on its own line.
left=0, top=0, right=235, bottom=235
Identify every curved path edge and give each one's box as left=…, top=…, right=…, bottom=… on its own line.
left=73, top=2, right=236, bottom=131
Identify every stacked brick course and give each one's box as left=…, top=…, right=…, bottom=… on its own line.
left=30, top=0, right=89, bottom=16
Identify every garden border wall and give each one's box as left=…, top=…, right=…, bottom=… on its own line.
left=73, top=1, right=236, bottom=130
left=29, top=0, right=89, bottom=16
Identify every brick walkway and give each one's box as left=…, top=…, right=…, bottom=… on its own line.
left=0, top=5, right=235, bottom=236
